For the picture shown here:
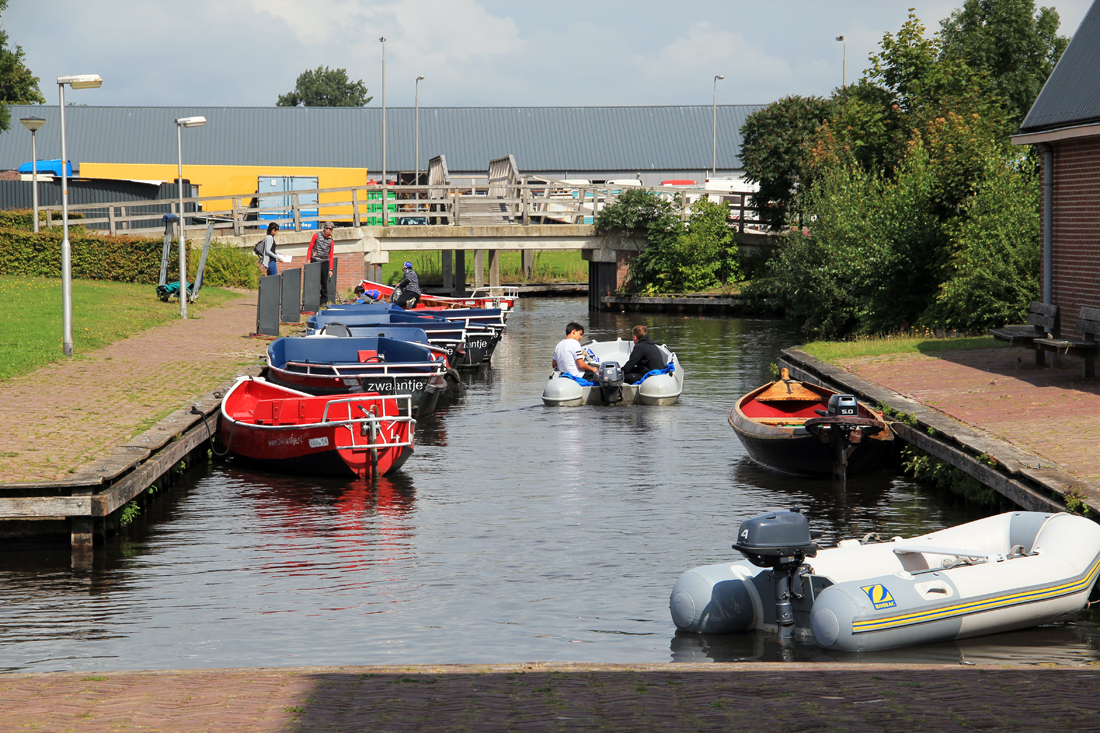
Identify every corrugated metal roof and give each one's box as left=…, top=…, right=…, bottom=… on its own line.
left=0, top=104, right=763, bottom=173
left=1018, top=0, right=1100, bottom=133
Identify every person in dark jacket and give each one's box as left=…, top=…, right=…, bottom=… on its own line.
left=394, top=261, right=422, bottom=309
left=622, top=325, right=666, bottom=384
left=306, top=221, right=336, bottom=307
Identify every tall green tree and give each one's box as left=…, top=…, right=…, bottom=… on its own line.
left=738, top=95, right=833, bottom=230
left=0, top=0, right=46, bottom=133
left=276, top=66, right=372, bottom=107
left=939, top=0, right=1068, bottom=126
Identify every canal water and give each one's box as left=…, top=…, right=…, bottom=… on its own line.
left=2, top=297, right=1098, bottom=673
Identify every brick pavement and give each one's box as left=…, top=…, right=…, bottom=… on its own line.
left=0, top=296, right=267, bottom=484
left=836, top=347, right=1100, bottom=488
left=2, top=663, right=1098, bottom=732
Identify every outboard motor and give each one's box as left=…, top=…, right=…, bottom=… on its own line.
left=597, top=361, right=624, bottom=404
left=390, top=286, right=403, bottom=304
left=804, top=394, right=883, bottom=479
left=827, top=394, right=858, bottom=416
left=732, top=509, right=818, bottom=639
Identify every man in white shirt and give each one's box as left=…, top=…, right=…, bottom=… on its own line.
left=552, top=321, right=599, bottom=379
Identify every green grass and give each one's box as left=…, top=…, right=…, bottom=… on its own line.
left=0, top=275, right=244, bottom=381
left=801, top=334, right=1000, bottom=362
left=375, top=249, right=587, bottom=287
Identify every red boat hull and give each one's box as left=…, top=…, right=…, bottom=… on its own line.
left=358, top=278, right=514, bottom=311
left=218, top=378, right=414, bottom=478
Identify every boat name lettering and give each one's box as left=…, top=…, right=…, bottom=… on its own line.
left=308, top=437, right=330, bottom=448
left=360, top=379, right=427, bottom=393
left=267, top=435, right=304, bottom=448
left=861, top=584, right=897, bottom=610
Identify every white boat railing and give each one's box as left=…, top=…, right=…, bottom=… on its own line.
left=281, top=361, right=447, bottom=378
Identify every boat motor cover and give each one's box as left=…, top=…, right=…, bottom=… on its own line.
left=733, top=511, right=818, bottom=559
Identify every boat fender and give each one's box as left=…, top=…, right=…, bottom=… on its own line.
left=670, top=563, right=758, bottom=633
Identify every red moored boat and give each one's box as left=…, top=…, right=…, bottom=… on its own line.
left=218, top=377, right=415, bottom=478
left=358, top=278, right=516, bottom=312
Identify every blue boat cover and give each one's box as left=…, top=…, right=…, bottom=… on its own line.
left=636, top=361, right=675, bottom=385
left=559, top=373, right=598, bottom=386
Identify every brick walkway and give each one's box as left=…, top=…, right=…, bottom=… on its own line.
left=2, top=663, right=1097, bottom=732
left=0, top=297, right=266, bottom=484
left=835, top=347, right=1100, bottom=488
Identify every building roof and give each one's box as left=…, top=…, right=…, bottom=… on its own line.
left=0, top=104, right=764, bottom=174
left=1018, top=0, right=1100, bottom=134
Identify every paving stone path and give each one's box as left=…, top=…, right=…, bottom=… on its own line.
left=0, top=297, right=266, bottom=483
left=837, top=347, right=1100, bottom=487
left=2, top=663, right=1098, bottom=732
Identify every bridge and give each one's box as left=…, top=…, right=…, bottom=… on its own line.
left=35, top=155, right=766, bottom=307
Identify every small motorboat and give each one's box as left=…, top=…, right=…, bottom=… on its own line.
left=265, top=335, right=448, bottom=417
left=357, top=278, right=517, bottom=312
left=308, top=311, right=499, bottom=368
left=729, top=369, right=893, bottom=478
left=542, top=337, right=683, bottom=406
left=671, top=509, right=1100, bottom=652
left=217, top=377, right=415, bottom=478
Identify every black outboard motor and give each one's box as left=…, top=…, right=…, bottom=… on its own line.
left=804, top=394, right=882, bottom=479
left=732, top=509, right=818, bottom=639
left=827, top=394, right=858, bottom=416
left=597, top=361, right=624, bottom=404
left=390, top=286, right=403, bottom=304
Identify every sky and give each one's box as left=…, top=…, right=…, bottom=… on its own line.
left=4, top=0, right=1094, bottom=109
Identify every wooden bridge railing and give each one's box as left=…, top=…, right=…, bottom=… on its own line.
left=34, top=180, right=766, bottom=239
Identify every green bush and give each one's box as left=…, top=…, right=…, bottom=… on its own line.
left=0, top=228, right=173, bottom=283
left=194, top=241, right=258, bottom=289
left=0, top=209, right=81, bottom=229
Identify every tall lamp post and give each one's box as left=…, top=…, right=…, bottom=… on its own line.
left=20, top=116, right=45, bottom=234
left=836, top=35, right=846, bottom=88
left=712, top=74, right=725, bottom=179
left=415, top=75, right=425, bottom=187
left=57, top=74, right=102, bottom=358
left=174, top=116, right=206, bottom=319
left=380, top=36, right=387, bottom=225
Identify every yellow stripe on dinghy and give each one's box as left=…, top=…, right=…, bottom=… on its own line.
left=852, top=555, right=1100, bottom=634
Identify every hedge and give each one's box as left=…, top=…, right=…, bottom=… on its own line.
left=0, top=209, right=82, bottom=230
left=0, top=227, right=174, bottom=283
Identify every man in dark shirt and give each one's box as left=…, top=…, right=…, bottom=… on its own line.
left=621, top=325, right=666, bottom=384
left=306, top=221, right=336, bottom=307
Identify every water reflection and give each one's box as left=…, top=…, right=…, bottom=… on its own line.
left=1, top=297, right=1098, bottom=672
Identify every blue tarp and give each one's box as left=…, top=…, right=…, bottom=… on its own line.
left=18, top=159, right=71, bottom=177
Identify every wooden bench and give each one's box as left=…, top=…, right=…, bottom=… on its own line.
left=1034, top=306, right=1100, bottom=378
left=989, top=302, right=1059, bottom=367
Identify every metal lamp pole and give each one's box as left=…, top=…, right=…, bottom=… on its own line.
left=380, top=36, right=387, bottom=225
left=20, top=117, right=45, bottom=233
left=836, top=36, right=846, bottom=88
left=415, top=75, right=424, bottom=188
left=175, top=116, right=206, bottom=318
left=712, top=74, right=724, bottom=179
left=57, top=74, right=102, bottom=358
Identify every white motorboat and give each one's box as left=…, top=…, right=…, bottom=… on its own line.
left=671, top=509, right=1100, bottom=652
left=541, top=337, right=683, bottom=406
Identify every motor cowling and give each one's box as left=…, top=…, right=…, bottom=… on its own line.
left=827, top=394, right=858, bottom=416
left=598, top=361, right=624, bottom=404
left=732, top=510, right=818, bottom=568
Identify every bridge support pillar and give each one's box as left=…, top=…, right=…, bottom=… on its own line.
left=474, top=250, right=484, bottom=288
left=488, top=250, right=500, bottom=287
left=583, top=247, right=632, bottom=311
left=522, top=250, right=534, bottom=279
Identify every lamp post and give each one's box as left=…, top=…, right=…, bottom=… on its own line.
left=174, top=116, right=206, bottom=319
left=380, top=36, right=387, bottom=225
left=57, top=74, right=102, bottom=358
left=20, top=117, right=45, bottom=234
left=712, top=74, right=725, bottom=179
left=836, top=35, right=846, bottom=88
left=415, top=75, right=425, bottom=188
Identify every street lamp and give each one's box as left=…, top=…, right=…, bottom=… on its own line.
left=380, top=36, right=387, bottom=225
left=415, top=75, right=425, bottom=188
left=57, top=73, right=102, bottom=358
left=836, top=36, right=846, bottom=88
left=712, top=74, right=725, bottom=179
left=19, top=116, right=45, bottom=234
left=174, top=115, right=206, bottom=319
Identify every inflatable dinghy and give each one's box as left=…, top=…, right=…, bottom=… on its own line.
left=542, top=338, right=683, bottom=406
left=671, top=509, right=1100, bottom=652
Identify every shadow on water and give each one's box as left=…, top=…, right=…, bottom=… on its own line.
left=2, top=297, right=1099, bottom=672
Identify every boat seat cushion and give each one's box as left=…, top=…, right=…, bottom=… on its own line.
left=358, top=350, right=379, bottom=363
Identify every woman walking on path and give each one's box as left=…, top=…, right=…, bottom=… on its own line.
left=257, top=222, right=288, bottom=277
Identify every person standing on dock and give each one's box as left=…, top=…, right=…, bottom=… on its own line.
left=553, top=322, right=599, bottom=380
left=306, top=221, right=336, bottom=308
left=258, top=222, right=289, bottom=277
left=394, top=261, right=422, bottom=309
left=622, top=325, right=665, bottom=383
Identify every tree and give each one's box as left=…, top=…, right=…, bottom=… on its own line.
left=276, top=66, right=371, bottom=107
left=939, top=0, right=1069, bottom=126
left=0, top=0, right=46, bottom=133
left=738, top=95, right=833, bottom=230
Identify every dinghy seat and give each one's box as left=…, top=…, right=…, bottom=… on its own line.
left=322, top=322, right=352, bottom=337
left=357, top=350, right=382, bottom=363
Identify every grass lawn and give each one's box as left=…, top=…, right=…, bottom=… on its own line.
left=0, top=275, right=244, bottom=381
left=373, top=249, right=588, bottom=287
left=801, top=334, right=1001, bottom=363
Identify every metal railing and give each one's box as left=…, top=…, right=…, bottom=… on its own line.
left=35, top=179, right=766, bottom=238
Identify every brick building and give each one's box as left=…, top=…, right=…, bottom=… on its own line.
left=1012, top=0, right=1100, bottom=341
